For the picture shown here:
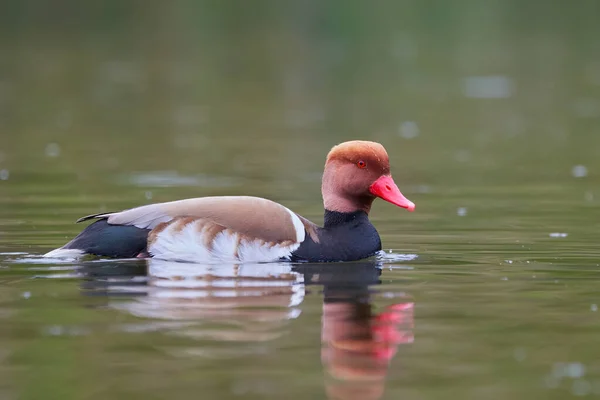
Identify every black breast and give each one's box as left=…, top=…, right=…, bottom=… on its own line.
left=290, top=210, right=382, bottom=262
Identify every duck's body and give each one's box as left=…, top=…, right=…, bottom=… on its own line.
left=44, top=141, right=415, bottom=263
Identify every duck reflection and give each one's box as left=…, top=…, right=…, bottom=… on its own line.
left=78, top=258, right=413, bottom=399
left=80, top=259, right=304, bottom=346
left=295, top=262, right=414, bottom=400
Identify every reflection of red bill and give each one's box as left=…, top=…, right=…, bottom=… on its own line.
left=372, top=302, right=414, bottom=361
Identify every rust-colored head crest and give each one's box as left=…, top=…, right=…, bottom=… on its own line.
left=325, top=140, right=390, bottom=174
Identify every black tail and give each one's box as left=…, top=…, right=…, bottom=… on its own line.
left=61, top=219, right=149, bottom=258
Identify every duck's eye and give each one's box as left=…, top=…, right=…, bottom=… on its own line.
left=356, top=160, right=367, bottom=169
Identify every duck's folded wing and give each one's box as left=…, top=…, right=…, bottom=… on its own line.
left=80, top=196, right=306, bottom=245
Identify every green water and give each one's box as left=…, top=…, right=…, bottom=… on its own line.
left=1, top=2, right=600, bottom=399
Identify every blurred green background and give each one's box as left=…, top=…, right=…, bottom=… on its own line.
left=1, top=1, right=600, bottom=399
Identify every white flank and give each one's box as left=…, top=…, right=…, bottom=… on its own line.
left=42, top=248, right=85, bottom=260
left=148, top=221, right=301, bottom=263
left=285, top=208, right=306, bottom=243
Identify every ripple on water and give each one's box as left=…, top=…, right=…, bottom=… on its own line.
left=549, top=232, right=568, bottom=238
left=463, top=75, right=514, bottom=98
left=33, top=272, right=81, bottom=279
left=378, top=251, right=418, bottom=263
left=7, top=255, right=79, bottom=264
left=121, top=171, right=241, bottom=188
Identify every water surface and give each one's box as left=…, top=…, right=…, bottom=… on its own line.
left=1, top=2, right=600, bottom=399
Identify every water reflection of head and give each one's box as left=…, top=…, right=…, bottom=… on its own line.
left=294, top=261, right=414, bottom=400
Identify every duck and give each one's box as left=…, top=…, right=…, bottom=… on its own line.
left=44, top=140, right=415, bottom=263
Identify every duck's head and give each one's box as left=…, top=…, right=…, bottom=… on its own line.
left=322, top=140, right=415, bottom=214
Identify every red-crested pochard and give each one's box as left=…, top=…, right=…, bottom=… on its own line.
left=44, top=140, right=415, bottom=263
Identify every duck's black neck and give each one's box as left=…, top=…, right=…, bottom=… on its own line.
left=290, top=209, right=381, bottom=262
left=323, top=209, right=368, bottom=229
